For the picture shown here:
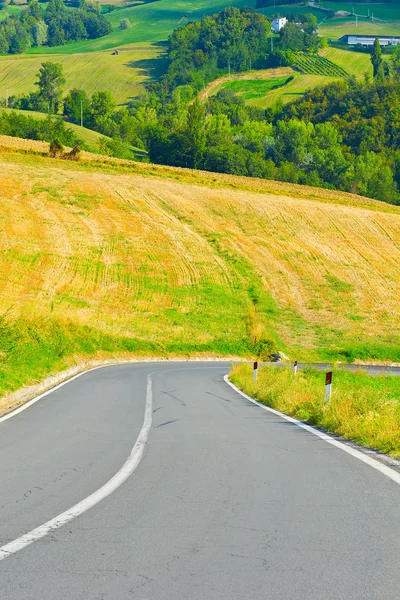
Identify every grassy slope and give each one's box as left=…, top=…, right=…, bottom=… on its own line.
left=230, top=363, right=400, bottom=458
left=0, top=137, right=400, bottom=398
left=245, top=73, right=340, bottom=107
left=0, top=43, right=165, bottom=105
left=1, top=108, right=147, bottom=158
left=322, top=46, right=374, bottom=77
left=319, top=2, right=400, bottom=21
left=320, top=18, right=400, bottom=39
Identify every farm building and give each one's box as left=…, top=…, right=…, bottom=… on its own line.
left=272, top=17, right=287, bottom=34
left=339, top=34, right=400, bottom=47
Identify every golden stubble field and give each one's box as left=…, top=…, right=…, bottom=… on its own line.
left=0, top=139, right=400, bottom=360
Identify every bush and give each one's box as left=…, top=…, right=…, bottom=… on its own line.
left=119, top=18, right=131, bottom=30
left=49, top=139, right=64, bottom=158
left=64, top=145, right=81, bottom=161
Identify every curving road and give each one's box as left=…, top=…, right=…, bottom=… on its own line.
left=1, top=362, right=400, bottom=599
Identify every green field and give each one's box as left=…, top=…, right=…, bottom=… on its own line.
left=249, top=73, right=341, bottom=107
left=0, top=43, right=165, bottom=105
left=320, top=18, right=400, bottom=39
left=322, top=46, right=376, bottom=77
left=319, top=2, right=400, bottom=21
left=258, top=5, right=322, bottom=19
left=317, top=1, right=400, bottom=39
left=214, top=73, right=341, bottom=108
left=221, top=76, right=292, bottom=101
left=27, top=0, right=253, bottom=54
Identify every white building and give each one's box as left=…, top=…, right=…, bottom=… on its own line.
left=272, top=17, right=287, bottom=34
left=339, top=34, right=400, bottom=47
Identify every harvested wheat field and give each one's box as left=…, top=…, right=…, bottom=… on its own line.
left=0, top=138, right=400, bottom=395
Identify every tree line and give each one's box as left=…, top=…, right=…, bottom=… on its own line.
left=0, top=0, right=111, bottom=54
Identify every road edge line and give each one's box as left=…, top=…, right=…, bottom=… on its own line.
left=224, top=375, right=400, bottom=486
left=0, top=374, right=153, bottom=561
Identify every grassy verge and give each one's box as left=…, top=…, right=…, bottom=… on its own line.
left=230, top=363, right=400, bottom=458
left=0, top=315, right=249, bottom=401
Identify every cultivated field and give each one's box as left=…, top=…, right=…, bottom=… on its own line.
left=0, top=43, right=165, bottom=105
left=322, top=46, right=374, bottom=77
left=199, top=67, right=295, bottom=100
left=208, top=70, right=341, bottom=108
left=0, top=136, right=399, bottom=397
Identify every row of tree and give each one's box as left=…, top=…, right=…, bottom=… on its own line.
left=0, top=0, right=111, bottom=54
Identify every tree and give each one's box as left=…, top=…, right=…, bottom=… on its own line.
left=119, top=18, right=130, bottom=30
left=32, top=20, right=48, bottom=46
left=354, top=152, right=397, bottom=203
left=186, top=99, right=206, bottom=169
left=371, top=38, right=383, bottom=79
left=90, top=90, right=116, bottom=132
left=64, top=88, right=91, bottom=125
left=391, top=47, right=400, bottom=80
left=35, top=62, right=66, bottom=113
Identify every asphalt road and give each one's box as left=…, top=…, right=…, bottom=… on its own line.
left=1, top=362, right=400, bottom=599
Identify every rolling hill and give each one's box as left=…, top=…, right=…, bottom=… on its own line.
left=0, top=43, right=165, bottom=106
left=0, top=136, right=399, bottom=400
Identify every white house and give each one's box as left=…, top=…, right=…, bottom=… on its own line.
left=272, top=17, right=287, bottom=34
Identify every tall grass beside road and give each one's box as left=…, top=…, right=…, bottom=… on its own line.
left=230, top=363, right=400, bottom=458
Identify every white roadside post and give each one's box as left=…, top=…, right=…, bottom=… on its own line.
left=324, top=371, right=333, bottom=402
left=253, top=361, right=258, bottom=382
left=293, top=360, right=298, bottom=376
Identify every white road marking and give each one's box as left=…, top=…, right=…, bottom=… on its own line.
left=224, top=375, right=400, bottom=486
left=0, top=375, right=153, bottom=562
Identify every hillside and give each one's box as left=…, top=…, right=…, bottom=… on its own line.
left=0, top=137, right=400, bottom=397
left=1, top=108, right=147, bottom=159
left=0, top=43, right=164, bottom=106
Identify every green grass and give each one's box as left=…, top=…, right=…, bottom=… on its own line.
left=322, top=46, right=375, bottom=76
left=0, top=314, right=248, bottom=403
left=0, top=43, right=165, bottom=105
left=230, top=362, right=400, bottom=458
left=258, top=5, right=322, bottom=19
left=247, top=73, right=341, bottom=107
left=320, top=18, right=400, bottom=39
left=27, top=0, right=253, bottom=54
left=221, top=76, right=292, bottom=101
left=319, top=2, right=400, bottom=21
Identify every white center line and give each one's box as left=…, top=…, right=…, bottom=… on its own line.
left=0, top=374, right=153, bottom=562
